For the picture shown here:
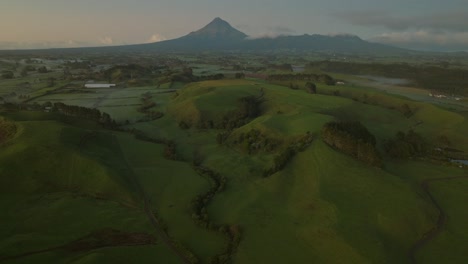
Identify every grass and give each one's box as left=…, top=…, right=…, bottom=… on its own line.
left=416, top=178, right=468, bottom=264
left=116, top=133, right=227, bottom=263
left=0, top=114, right=184, bottom=263
left=1, top=76, right=467, bottom=263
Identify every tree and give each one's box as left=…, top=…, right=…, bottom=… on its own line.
left=318, top=74, right=335, bottom=85
left=235, top=72, right=245, bottom=79
left=305, top=82, right=317, bottom=94
left=37, top=66, right=48, bottom=73
left=1, top=71, right=14, bottom=79
left=20, top=68, right=28, bottom=77
left=47, top=77, right=56, bottom=87
left=400, top=103, right=413, bottom=118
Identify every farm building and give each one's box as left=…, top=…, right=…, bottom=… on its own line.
left=84, top=83, right=116, bottom=88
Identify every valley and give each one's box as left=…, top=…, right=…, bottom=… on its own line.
left=1, top=17, right=467, bottom=264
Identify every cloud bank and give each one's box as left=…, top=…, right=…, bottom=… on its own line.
left=146, top=34, right=167, bottom=43
left=336, top=10, right=468, bottom=51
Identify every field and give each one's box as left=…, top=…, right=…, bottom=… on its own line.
left=1, top=54, right=467, bottom=263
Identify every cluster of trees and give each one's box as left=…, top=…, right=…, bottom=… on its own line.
left=20, top=65, right=36, bottom=77
left=288, top=81, right=316, bottom=92
left=190, top=166, right=241, bottom=264
left=400, top=103, right=414, bottom=118
left=163, top=141, right=178, bottom=160
left=383, top=130, right=428, bottom=159
left=224, top=129, right=282, bottom=154
left=308, top=61, right=468, bottom=96
left=186, top=90, right=265, bottom=131
left=37, top=66, right=48, bottom=73
left=263, top=132, right=315, bottom=177
left=322, top=121, right=382, bottom=166
left=0, top=117, right=17, bottom=144
left=234, top=72, right=245, bottom=79
left=160, top=67, right=225, bottom=85
left=267, top=73, right=335, bottom=85
left=103, top=64, right=151, bottom=83
left=219, top=91, right=265, bottom=130
left=136, top=92, right=164, bottom=122
left=1, top=71, right=14, bottom=79
left=53, top=102, right=116, bottom=128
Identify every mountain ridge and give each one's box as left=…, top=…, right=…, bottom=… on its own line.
left=123, top=17, right=408, bottom=54
left=0, top=17, right=413, bottom=55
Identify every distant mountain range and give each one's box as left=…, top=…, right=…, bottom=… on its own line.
left=117, top=17, right=408, bottom=55
left=1, top=18, right=414, bottom=55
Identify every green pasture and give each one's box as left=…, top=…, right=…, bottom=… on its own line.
left=1, top=75, right=467, bottom=264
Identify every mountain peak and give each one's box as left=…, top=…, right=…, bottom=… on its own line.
left=186, top=17, right=247, bottom=40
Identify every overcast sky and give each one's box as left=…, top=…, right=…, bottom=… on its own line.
left=1, top=0, right=467, bottom=51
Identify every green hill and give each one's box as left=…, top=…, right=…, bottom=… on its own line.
left=1, top=78, right=467, bottom=263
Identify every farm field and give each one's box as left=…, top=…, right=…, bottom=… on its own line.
left=1, top=54, right=467, bottom=264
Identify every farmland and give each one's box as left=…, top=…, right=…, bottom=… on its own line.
left=0, top=53, right=467, bottom=264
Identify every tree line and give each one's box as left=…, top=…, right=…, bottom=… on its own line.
left=52, top=102, right=117, bottom=128
left=267, top=73, right=336, bottom=85
left=263, top=132, right=315, bottom=177
left=383, top=130, right=428, bottom=159
left=190, top=166, right=241, bottom=264
left=183, top=89, right=265, bottom=131
left=321, top=121, right=382, bottom=167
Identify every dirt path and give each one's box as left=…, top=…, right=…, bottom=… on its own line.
left=409, top=175, right=468, bottom=263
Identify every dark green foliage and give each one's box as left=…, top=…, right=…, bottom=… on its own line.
left=263, top=132, right=315, bottom=177
left=1, top=71, right=14, bottom=79
left=267, top=73, right=335, bottom=85
left=231, top=129, right=282, bottom=154
left=47, top=77, right=56, bottom=87
left=138, top=98, right=156, bottom=113
left=289, top=83, right=299, bottom=90
left=215, top=90, right=264, bottom=130
left=37, top=66, right=48, bottom=73
left=0, top=118, right=17, bottom=144
left=305, top=82, right=317, bottom=94
left=190, top=166, right=240, bottom=264
left=400, top=103, right=414, bottom=118
left=53, top=102, right=116, bottom=128
left=136, top=92, right=163, bottom=122
left=322, top=121, right=382, bottom=166
left=234, top=72, right=245, bottom=79
left=384, top=130, right=428, bottom=159
left=163, top=69, right=224, bottom=84
left=103, top=64, right=151, bottom=82
left=163, top=141, right=178, bottom=160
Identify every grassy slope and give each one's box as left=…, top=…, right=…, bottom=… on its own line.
left=418, top=178, right=468, bottom=264
left=116, top=133, right=226, bottom=263
left=386, top=162, right=468, bottom=264
left=155, top=79, right=467, bottom=263
left=1, top=77, right=467, bottom=263
left=0, top=113, right=181, bottom=263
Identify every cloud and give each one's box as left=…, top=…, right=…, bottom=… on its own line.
left=268, top=26, right=295, bottom=34
left=371, top=30, right=468, bottom=51
left=335, top=10, right=468, bottom=51
left=99, top=36, right=113, bottom=45
left=246, top=25, right=296, bottom=40
left=336, top=10, right=468, bottom=32
left=146, top=34, right=166, bottom=43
